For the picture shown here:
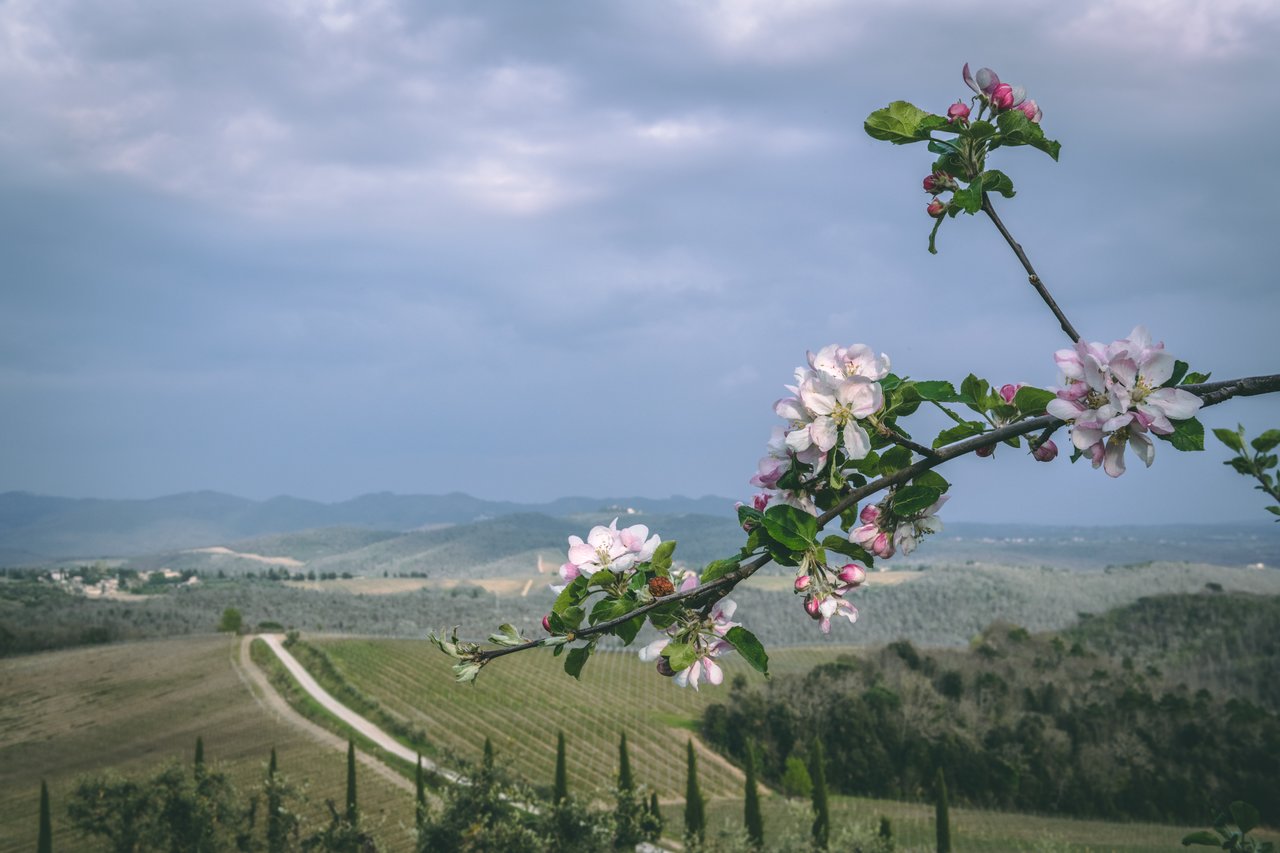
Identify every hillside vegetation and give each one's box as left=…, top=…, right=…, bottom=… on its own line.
left=702, top=592, right=1280, bottom=826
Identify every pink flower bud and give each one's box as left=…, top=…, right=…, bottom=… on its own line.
left=837, top=564, right=866, bottom=587
left=541, top=614, right=552, bottom=632
left=975, top=67, right=1000, bottom=95
left=923, top=171, right=954, bottom=194
left=946, top=101, right=970, bottom=124
left=753, top=492, right=771, bottom=512
left=991, top=83, right=1015, bottom=111
left=975, top=445, right=995, bottom=458
left=927, top=198, right=947, bottom=218
left=1017, top=99, right=1042, bottom=124
left=1033, top=439, right=1059, bottom=462
left=804, top=595, right=822, bottom=618
left=859, top=503, right=880, bottom=525
left=794, top=574, right=811, bottom=592
left=999, top=383, right=1023, bottom=405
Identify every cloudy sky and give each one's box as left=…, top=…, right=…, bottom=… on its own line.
left=2, top=0, right=1279, bottom=525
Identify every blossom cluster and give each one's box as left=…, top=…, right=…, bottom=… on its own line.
left=794, top=562, right=865, bottom=634
left=850, top=493, right=947, bottom=559
left=558, top=518, right=660, bottom=583
left=638, top=570, right=738, bottom=690
left=1046, top=326, right=1203, bottom=477
left=752, top=343, right=891, bottom=512
left=960, top=63, right=1041, bottom=124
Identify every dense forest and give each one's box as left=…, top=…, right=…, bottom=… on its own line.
left=702, top=591, right=1280, bottom=826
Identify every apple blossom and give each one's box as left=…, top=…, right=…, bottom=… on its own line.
left=947, top=101, right=970, bottom=123
left=927, top=198, right=947, bottom=218
left=892, top=496, right=947, bottom=555
left=561, top=518, right=661, bottom=582
left=923, top=172, right=954, bottom=194
left=991, top=83, right=1015, bottom=111
left=963, top=63, right=1000, bottom=95
left=1046, top=326, right=1202, bottom=478
left=851, top=502, right=895, bottom=558
left=1018, top=99, right=1043, bottom=123
left=637, top=570, right=740, bottom=690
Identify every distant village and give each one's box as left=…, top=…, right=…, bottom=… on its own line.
left=42, top=566, right=199, bottom=598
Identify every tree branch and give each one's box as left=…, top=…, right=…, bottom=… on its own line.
left=469, top=372, right=1280, bottom=665
left=981, top=194, right=1081, bottom=344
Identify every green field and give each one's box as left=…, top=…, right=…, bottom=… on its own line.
left=0, top=636, right=416, bottom=853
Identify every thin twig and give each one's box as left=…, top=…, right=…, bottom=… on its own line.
left=470, top=372, right=1280, bottom=664
left=878, top=425, right=942, bottom=460
left=981, top=194, right=1080, bottom=344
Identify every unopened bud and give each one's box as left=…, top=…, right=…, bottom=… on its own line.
left=648, top=576, right=676, bottom=598
left=837, top=564, right=866, bottom=587
left=804, top=595, right=822, bottom=619
left=1018, top=99, right=1042, bottom=124
left=656, top=657, right=675, bottom=677
left=753, top=492, right=771, bottom=512
left=946, top=101, right=970, bottom=124
left=923, top=171, right=954, bottom=194
left=975, top=445, right=995, bottom=458
left=1033, top=439, right=1059, bottom=462
left=927, top=198, right=947, bottom=218
left=990, top=83, right=1015, bottom=111
left=794, top=574, right=811, bottom=593
left=541, top=614, right=552, bottom=632
left=999, top=383, right=1023, bottom=405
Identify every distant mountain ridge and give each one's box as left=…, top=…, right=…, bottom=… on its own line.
left=0, top=490, right=737, bottom=559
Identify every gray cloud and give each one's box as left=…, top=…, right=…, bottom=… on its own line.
left=1, top=0, right=1278, bottom=524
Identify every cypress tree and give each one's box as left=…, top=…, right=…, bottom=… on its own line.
left=345, top=739, right=358, bottom=824
left=267, top=747, right=285, bottom=853
left=37, top=780, right=52, bottom=853
left=646, top=792, right=663, bottom=842
left=415, top=753, right=427, bottom=833
left=617, top=732, right=634, bottom=792
left=554, top=732, right=569, bottom=805
left=194, top=736, right=205, bottom=776
left=683, top=740, right=705, bottom=848
left=743, top=742, right=764, bottom=850
left=810, top=737, right=829, bottom=851
left=935, top=767, right=951, bottom=853
left=614, top=732, right=640, bottom=849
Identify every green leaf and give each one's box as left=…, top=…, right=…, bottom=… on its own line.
left=1251, top=429, right=1280, bottom=454
left=981, top=169, right=1016, bottom=198
left=966, top=120, right=997, bottom=144
left=1157, top=416, right=1205, bottom=452
left=892, top=484, right=943, bottom=516
left=822, top=535, right=875, bottom=567
left=1013, top=386, right=1056, bottom=415
left=933, top=420, right=986, bottom=448
left=552, top=576, right=588, bottom=617
left=914, top=380, right=963, bottom=402
left=763, top=504, right=819, bottom=550
left=1182, top=371, right=1211, bottom=384
left=951, top=183, right=983, bottom=214
left=1180, top=830, right=1222, bottom=846
left=1163, top=359, right=1189, bottom=388
left=960, top=373, right=990, bottom=407
left=589, top=596, right=630, bottom=626
left=1266, top=505, right=1280, bottom=517
left=994, top=109, right=1061, bottom=160
left=662, top=642, right=696, bottom=672
left=879, top=445, right=912, bottom=475
left=864, top=101, right=948, bottom=145
left=650, top=539, right=676, bottom=574
left=913, top=470, right=951, bottom=494
left=723, top=626, right=769, bottom=675
left=737, top=504, right=764, bottom=529
left=587, top=569, right=616, bottom=587
left=564, top=646, right=591, bottom=680
left=1214, top=427, right=1245, bottom=452
left=615, top=615, right=644, bottom=646
left=701, top=558, right=740, bottom=584
left=1230, top=801, right=1260, bottom=835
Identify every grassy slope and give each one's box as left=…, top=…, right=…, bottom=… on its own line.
left=0, top=636, right=415, bottom=853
